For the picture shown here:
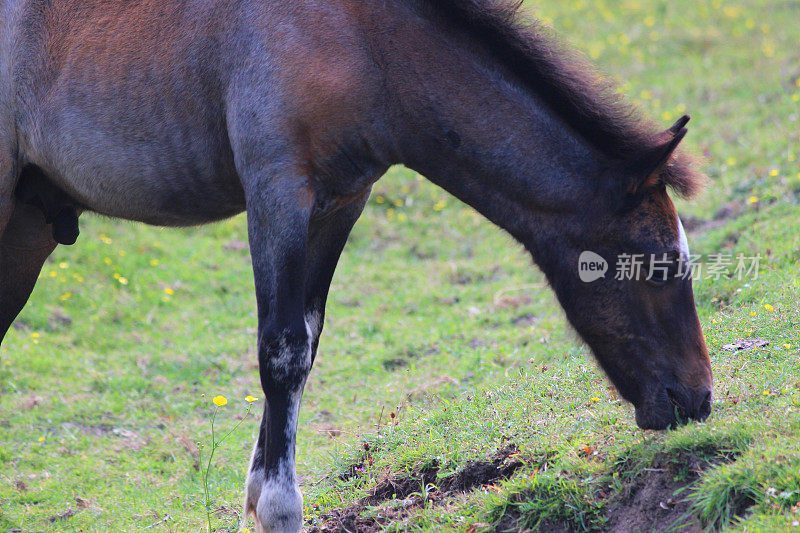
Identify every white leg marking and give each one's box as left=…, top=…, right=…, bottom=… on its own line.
left=305, top=311, right=322, bottom=344
left=245, top=325, right=313, bottom=533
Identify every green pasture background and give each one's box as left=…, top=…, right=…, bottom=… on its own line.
left=1, top=0, right=799, bottom=531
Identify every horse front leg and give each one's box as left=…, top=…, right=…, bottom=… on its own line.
left=0, top=200, right=58, bottom=344
left=243, top=179, right=314, bottom=533
left=244, top=189, right=369, bottom=532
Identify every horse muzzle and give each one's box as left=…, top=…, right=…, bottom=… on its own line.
left=634, top=383, right=712, bottom=430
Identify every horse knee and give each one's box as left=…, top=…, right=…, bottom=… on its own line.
left=258, top=321, right=313, bottom=389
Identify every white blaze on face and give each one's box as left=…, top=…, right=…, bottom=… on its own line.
left=677, top=214, right=690, bottom=258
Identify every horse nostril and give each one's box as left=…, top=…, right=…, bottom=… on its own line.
left=666, top=387, right=712, bottom=423
left=696, top=390, right=713, bottom=420
left=665, top=387, right=689, bottom=421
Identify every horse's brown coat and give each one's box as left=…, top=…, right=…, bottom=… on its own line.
left=0, top=1, right=712, bottom=531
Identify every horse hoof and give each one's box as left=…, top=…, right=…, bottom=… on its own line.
left=254, top=483, right=303, bottom=533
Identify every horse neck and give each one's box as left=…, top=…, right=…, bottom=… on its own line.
left=370, top=2, right=611, bottom=243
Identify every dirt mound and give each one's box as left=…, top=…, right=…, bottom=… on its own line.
left=312, top=448, right=737, bottom=532
left=310, top=444, right=524, bottom=533
left=605, top=468, right=703, bottom=533
left=605, top=452, right=731, bottom=533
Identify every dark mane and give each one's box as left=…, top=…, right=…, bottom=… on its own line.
left=422, top=0, right=704, bottom=197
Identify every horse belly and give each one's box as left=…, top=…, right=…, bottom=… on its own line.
left=44, top=149, right=246, bottom=227
left=21, top=84, right=246, bottom=226
left=24, top=113, right=245, bottom=226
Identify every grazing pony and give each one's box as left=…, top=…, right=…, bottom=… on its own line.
left=0, top=0, right=712, bottom=531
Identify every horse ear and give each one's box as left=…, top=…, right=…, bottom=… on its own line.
left=628, top=115, right=690, bottom=194
left=667, top=115, right=690, bottom=135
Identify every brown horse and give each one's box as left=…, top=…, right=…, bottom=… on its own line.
left=0, top=0, right=712, bottom=530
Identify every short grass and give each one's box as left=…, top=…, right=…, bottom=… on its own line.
left=1, top=0, right=800, bottom=531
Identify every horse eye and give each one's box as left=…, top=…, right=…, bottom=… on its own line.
left=645, top=253, right=680, bottom=287
left=646, top=274, right=670, bottom=287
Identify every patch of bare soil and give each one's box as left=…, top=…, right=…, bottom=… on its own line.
left=313, top=447, right=739, bottom=533
left=309, top=444, right=524, bottom=533
left=605, top=466, right=703, bottom=533
left=493, top=456, right=713, bottom=533
left=604, top=450, right=745, bottom=533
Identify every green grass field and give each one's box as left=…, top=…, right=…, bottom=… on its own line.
left=2, top=0, right=800, bottom=531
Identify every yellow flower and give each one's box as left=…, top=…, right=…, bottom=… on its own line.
left=245, top=396, right=258, bottom=403
left=241, top=529, right=251, bottom=533
left=748, top=196, right=759, bottom=204
left=723, top=6, right=740, bottom=18
left=59, top=262, right=69, bottom=269
left=769, top=169, right=779, bottom=177
left=750, top=311, right=757, bottom=316
left=31, top=332, right=40, bottom=338
left=213, top=396, right=228, bottom=407
left=60, top=292, right=72, bottom=301
left=762, top=390, right=770, bottom=396
left=37, top=436, right=45, bottom=442
left=764, top=304, right=774, bottom=312
left=784, top=344, right=793, bottom=349
left=150, top=259, right=160, bottom=266
left=434, top=200, right=447, bottom=211
left=164, top=287, right=174, bottom=295
left=591, top=396, right=601, bottom=402
left=118, top=277, right=128, bottom=285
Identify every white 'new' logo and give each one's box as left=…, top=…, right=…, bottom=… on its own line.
left=578, top=251, right=608, bottom=283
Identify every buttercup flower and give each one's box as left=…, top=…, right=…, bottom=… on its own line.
left=245, top=396, right=257, bottom=403
left=212, top=396, right=228, bottom=407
